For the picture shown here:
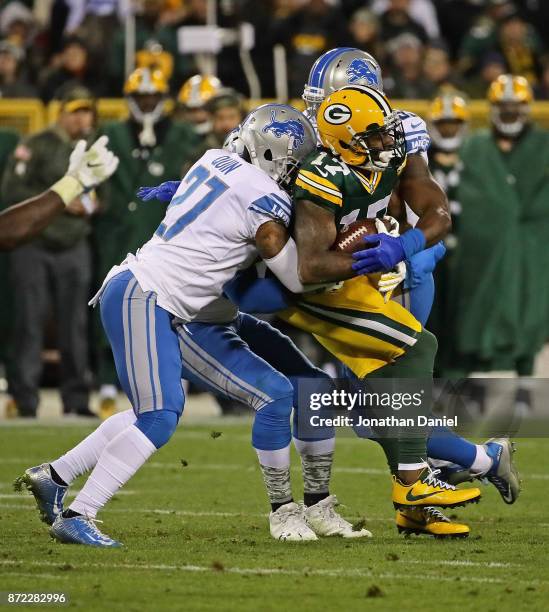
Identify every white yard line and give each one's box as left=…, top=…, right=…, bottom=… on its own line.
left=3, top=456, right=548, bottom=480
left=0, top=559, right=535, bottom=585
left=3, top=571, right=69, bottom=580
left=0, top=491, right=135, bottom=499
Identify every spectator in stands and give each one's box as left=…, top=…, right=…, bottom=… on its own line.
left=433, top=0, right=485, bottom=58
left=0, top=1, right=35, bottom=50
left=457, top=0, right=518, bottom=76
left=371, top=0, right=440, bottom=40
left=0, top=85, right=99, bottom=418
left=39, top=36, right=101, bottom=102
left=378, top=0, right=428, bottom=48
left=63, top=0, right=127, bottom=61
left=421, top=41, right=457, bottom=97
left=462, top=50, right=506, bottom=98
left=244, top=0, right=302, bottom=98
left=451, top=75, right=549, bottom=378
left=281, top=0, right=348, bottom=98
left=93, top=68, right=198, bottom=419
left=109, top=0, right=184, bottom=95
left=496, top=11, right=544, bottom=85
left=385, top=33, right=426, bottom=98
left=347, top=8, right=385, bottom=64
left=0, top=0, right=43, bottom=81
left=0, top=39, right=37, bottom=97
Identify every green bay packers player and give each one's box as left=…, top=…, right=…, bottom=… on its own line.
left=282, top=85, right=481, bottom=517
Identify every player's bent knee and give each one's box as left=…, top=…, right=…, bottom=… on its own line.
left=252, top=394, right=293, bottom=451
left=263, top=374, right=295, bottom=404
left=135, top=410, right=180, bottom=449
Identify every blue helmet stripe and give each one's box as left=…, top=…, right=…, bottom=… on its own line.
left=309, top=47, right=354, bottom=89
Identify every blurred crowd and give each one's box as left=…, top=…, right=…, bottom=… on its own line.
left=0, top=0, right=549, bottom=101
left=0, top=0, right=549, bottom=420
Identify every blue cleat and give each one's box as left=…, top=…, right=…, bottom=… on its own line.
left=50, top=514, right=122, bottom=547
left=14, top=464, right=68, bottom=525
left=484, top=438, right=520, bottom=504
left=430, top=439, right=521, bottom=504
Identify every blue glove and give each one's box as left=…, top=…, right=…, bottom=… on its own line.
left=136, top=180, right=181, bottom=203
left=352, top=228, right=426, bottom=274
left=405, top=241, right=446, bottom=289
left=223, top=267, right=291, bottom=313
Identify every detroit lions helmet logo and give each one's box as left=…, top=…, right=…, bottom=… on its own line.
left=346, top=58, right=379, bottom=86
left=262, top=110, right=305, bottom=148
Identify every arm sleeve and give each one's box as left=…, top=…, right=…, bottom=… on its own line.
left=399, top=112, right=431, bottom=158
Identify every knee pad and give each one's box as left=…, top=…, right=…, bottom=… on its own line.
left=135, top=410, right=179, bottom=449
left=252, top=395, right=293, bottom=451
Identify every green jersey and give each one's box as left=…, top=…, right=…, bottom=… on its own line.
left=293, top=149, right=402, bottom=227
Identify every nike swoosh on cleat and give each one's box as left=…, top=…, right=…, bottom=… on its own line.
left=406, top=490, right=439, bottom=502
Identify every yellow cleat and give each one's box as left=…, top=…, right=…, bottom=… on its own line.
left=99, top=397, right=117, bottom=421
left=392, top=468, right=481, bottom=509
left=396, top=506, right=470, bottom=539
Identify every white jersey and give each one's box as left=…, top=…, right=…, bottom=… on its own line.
left=397, top=110, right=430, bottom=161
left=94, top=149, right=292, bottom=323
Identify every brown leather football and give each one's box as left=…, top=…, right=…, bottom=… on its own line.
left=331, top=218, right=392, bottom=253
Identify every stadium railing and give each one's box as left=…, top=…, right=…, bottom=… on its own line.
left=2, top=99, right=549, bottom=135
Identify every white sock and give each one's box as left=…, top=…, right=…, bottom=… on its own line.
left=51, top=409, right=136, bottom=484
left=398, top=462, right=428, bottom=472
left=69, top=424, right=156, bottom=518
left=470, top=445, right=492, bottom=475
left=255, top=445, right=290, bottom=468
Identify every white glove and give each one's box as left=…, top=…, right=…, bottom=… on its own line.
left=374, top=216, right=404, bottom=302
left=67, top=135, right=119, bottom=189
left=378, top=260, right=406, bottom=302
left=51, top=136, right=119, bottom=206
left=375, top=215, right=399, bottom=237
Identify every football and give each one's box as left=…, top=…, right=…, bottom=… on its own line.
left=331, top=218, right=392, bottom=253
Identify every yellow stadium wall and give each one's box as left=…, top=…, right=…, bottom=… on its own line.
left=2, top=99, right=549, bottom=135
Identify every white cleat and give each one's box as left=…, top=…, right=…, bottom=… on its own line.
left=304, top=495, right=373, bottom=539
left=269, top=502, right=318, bottom=541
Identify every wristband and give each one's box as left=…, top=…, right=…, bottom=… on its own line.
left=50, top=175, right=83, bottom=206
left=399, top=228, right=426, bottom=260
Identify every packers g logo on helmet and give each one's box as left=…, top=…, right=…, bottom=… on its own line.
left=323, top=103, right=352, bottom=125
left=316, top=85, right=406, bottom=172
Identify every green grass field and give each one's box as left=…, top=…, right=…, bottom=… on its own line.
left=0, top=420, right=547, bottom=611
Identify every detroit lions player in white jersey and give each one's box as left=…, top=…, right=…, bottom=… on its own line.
left=16, top=103, right=374, bottom=546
